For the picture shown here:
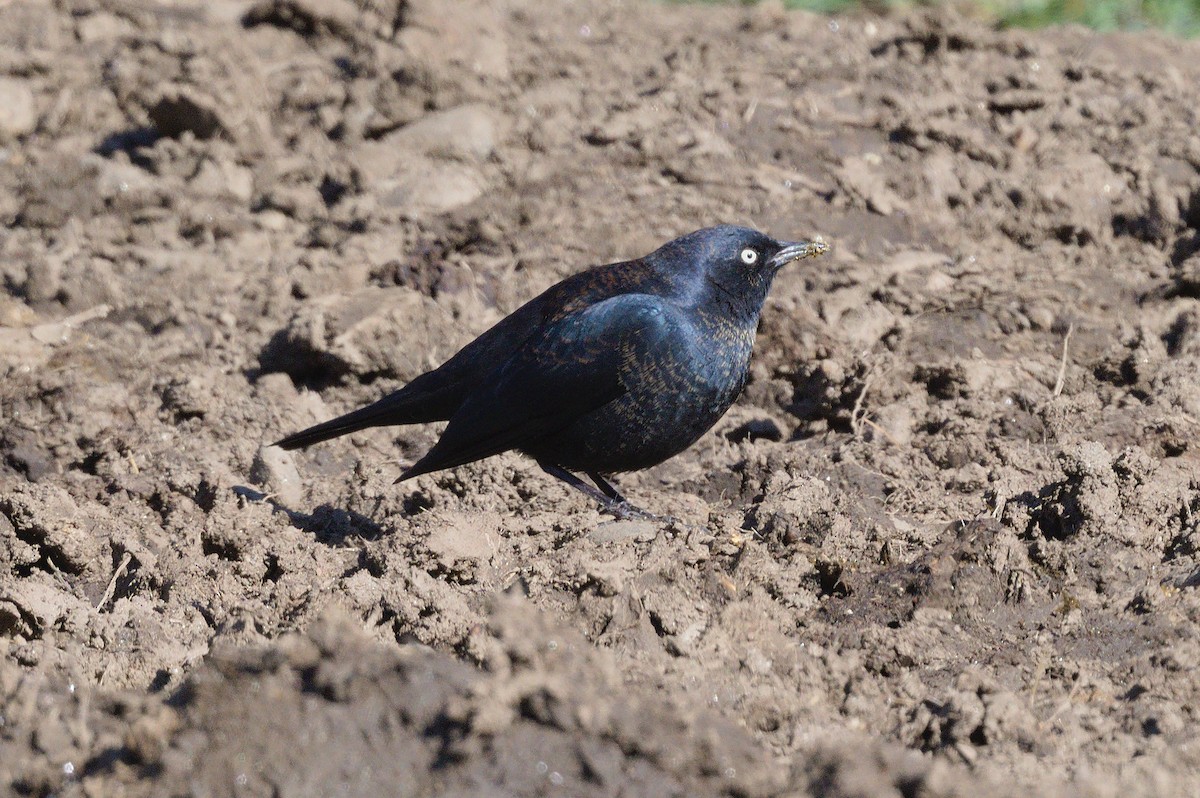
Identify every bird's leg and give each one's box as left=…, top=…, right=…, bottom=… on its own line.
left=539, top=462, right=614, bottom=505
left=539, top=462, right=657, bottom=521
left=585, top=471, right=625, bottom=502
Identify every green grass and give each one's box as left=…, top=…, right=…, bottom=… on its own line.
left=991, top=0, right=1200, bottom=35
left=677, top=0, right=1200, bottom=36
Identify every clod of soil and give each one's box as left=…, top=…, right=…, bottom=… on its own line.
left=3, top=0, right=1200, bottom=796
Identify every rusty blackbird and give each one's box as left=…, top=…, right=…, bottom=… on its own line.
left=275, top=225, right=828, bottom=516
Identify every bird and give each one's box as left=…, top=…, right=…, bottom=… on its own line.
left=274, top=225, right=828, bottom=517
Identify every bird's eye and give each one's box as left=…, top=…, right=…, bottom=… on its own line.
left=740, top=248, right=758, bottom=265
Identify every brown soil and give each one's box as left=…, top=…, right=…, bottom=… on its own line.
left=3, top=0, right=1200, bottom=795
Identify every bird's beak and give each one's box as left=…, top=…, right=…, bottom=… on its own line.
left=768, top=237, right=829, bottom=269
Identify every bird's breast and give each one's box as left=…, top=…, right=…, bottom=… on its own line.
left=624, top=317, right=755, bottom=421
left=523, top=314, right=758, bottom=474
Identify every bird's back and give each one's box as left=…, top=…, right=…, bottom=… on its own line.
left=376, top=258, right=671, bottom=417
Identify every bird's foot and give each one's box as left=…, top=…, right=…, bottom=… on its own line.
left=601, top=498, right=679, bottom=526
left=537, top=462, right=683, bottom=526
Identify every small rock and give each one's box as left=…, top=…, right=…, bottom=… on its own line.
left=925, top=270, right=954, bottom=292
left=880, top=250, right=952, bottom=276
left=579, top=558, right=625, bottom=596
left=839, top=301, right=896, bottom=347
left=24, top=250, right=64, bottom=303
left=342, top=570, right=384, bottom=609
left=190, top=158, right=255, bottom=203
left=256, top=371, right=300, bottom=401
left=0, top=77, right=36, bottom=141
left=95, top=157, right=164, bottom=215
left=745, top=473, right=839, bottom=547
left=1034, top=152, right=1128, bottom=243
left=397, top=0, right=509, bottom=82
left=0, top=427, right=55, bottom=482
left=376, top=158, right=485, bottom=213
left=0, top=296, right=38, bottom=327
left=948, top=462, right=989, bottom=492
left=0, top=579, right=83, bottom=638
left=254, top=209, right=292, bottom=231
left=76, top=11, right=136, bottom=42
left=96, top=158, right=157, bottom=199
left=1024, top=302, right=1056, bottom=331
left=839, top=155, right=907, bottom=216
left=251, top=445, right=304, bottom=507
left=1174, top=252, right=1200, bottom=300
left=387, top=104, right=499, bottom=161
left=160, top=376, right=211, bottom=420
left=589, top=520, right=658, bottom=544
left=354, top=125, right=489, bottom=213
left=0, top=481, right=106, bottom=578
left=872, top=403, right=913, bottom=447
left=260, top=286, right=478, bottom=382
left=1060, top=440, right=1113, bottom=479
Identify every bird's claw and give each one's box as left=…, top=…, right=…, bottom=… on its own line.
left=603, top=499, right=678, bottom=526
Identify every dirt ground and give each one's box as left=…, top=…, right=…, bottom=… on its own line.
left=2, top=0, right=1200, bottom=795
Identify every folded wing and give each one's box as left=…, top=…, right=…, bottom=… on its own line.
left=397, top=294, right=684, bottom=480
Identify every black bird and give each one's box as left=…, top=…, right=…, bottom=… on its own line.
left=275, top=225, right=828, bottom=516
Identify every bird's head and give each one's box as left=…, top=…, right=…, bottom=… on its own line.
left=650, top=225, right=828, bottom=317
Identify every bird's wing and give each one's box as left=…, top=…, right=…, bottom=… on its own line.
left=395, top=258, right=662, bottom=415
left=278, top=260, right=663, bottom=451
left=398, top=293, right=683, bottom=480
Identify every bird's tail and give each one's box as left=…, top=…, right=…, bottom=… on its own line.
left=274, top=390, right=446, bottom=450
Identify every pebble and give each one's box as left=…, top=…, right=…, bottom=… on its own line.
left=388, top=104, right=499, bottom=160
left=588, top=519, right=658, bottom=544
left=251, top=445, right=304, bottom=507
left=0, top=77, right=37, bottom=140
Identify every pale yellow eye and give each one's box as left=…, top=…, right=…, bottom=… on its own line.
left=740, top=248, right=758, bottom=265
